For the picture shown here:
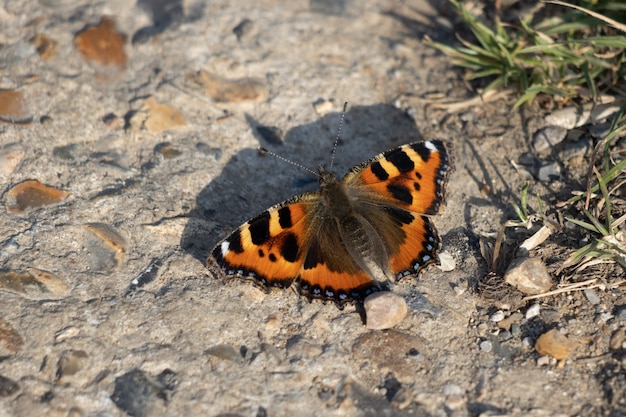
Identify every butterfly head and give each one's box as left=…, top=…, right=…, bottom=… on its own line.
left=317, top=165, right=339, bottom=189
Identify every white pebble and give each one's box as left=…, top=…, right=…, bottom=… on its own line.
left=526, top=304, right=541, bottom=319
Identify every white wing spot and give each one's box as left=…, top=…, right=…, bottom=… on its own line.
left=220, top=241, right=231, bottom=256
left=425, top=141, right=437, bottom=151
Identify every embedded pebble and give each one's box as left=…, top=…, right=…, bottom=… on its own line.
left=56, top=350, right=89, bottom=381
left=0, top=89, right=32, bottom=124
left=526, top=304, right=541, bottom=319
left=111, top=369, right=178, bottom=417
left=489, top=310, right=505, bottom=322
left=127, top=258, right=163, bottom=294
left=504, top=257, right=552, bottom=295
left=511, top=324, right=521, bottom=338
left=479, top=340, right=493, bottom=352
left=583, top=288, right=601, bottom=305
left=532, top=126, right=568, bottom=152
left=74, top=17, right=127, bottom=69
left=139, top=98, right=187, bottom=134
left=0, top=318, right=24, bottom=355
left=0, top=268, right=69, bottom=299
left=364, top=291, right=408, bottom=330
left=0, top=374, right=20, bottom=397
left=205, top=344, right=244, bottom=364
left=54, top=326, right=80, bottom=344
left=155, top=142, right=183, bottom=159
left=29, top=33, right=58, bottom=60
left=83, top=223, right=127, bottom=272
left=5, top=180, right=70, bottom=213
left=609, top=328, right=626, bottom=350
left=517, top=153, right=561, bottom=181
left=537, top=355, right=551, bottom=366
left=0, top=145, right=25, bottom=177
left=535, top=329, right=579, bottom=360
left=233, top=18, right=254, bottom=42
left=189, top=71, right=268, bottom=102
left=312, top=98, right=335, bottom=115
left=53, top=144, right=78, bottom=161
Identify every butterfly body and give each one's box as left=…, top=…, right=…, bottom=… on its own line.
left=207, top=140, right=452, bottom=309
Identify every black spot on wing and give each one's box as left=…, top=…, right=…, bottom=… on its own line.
left=227, top=229, right=244, bottom=253
left=278, top=206, right=293, bottom=229
left=384, top=206, right=414, bottom=225
left=248, top=211, right=271, bottom=245
left=281, top=233, right=300, bottom=263
left=387, top=183, right=413, bottom=205
left=413, top=181, right=420, bottom=191
left=370, top=161, right=389, bottom=181
left=269, top=253, right=277, bottom=262
left=385, top=148, right=414, bottom=173
left=410, top=142, right=432, bottom=163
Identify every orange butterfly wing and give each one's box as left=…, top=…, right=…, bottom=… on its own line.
left=207, top=195, right=316, bottom=289
left=343, top=140, right=452, bottom=279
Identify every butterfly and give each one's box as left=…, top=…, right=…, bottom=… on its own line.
left=207, top=139, right=452, bottom=309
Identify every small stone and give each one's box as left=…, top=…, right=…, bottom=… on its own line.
left=535, top=329, right=579, bottom=360
left=138, top=98, right=187, bottom=134
left=0, top=268, right=69, bottom=299
left=83, top=223, right=127, bottom=272
left=511, top=324, right=521, bottom=338
left=0, top=89, right=32, bottom=124
left=5, top=180, right=71, bottom=213
left=233, top=19, right=254, bottom=42
left=0, top=375, right=19, bottom=397
left=54, top=326, right=80, bottom=344
left=74, top=17, right=127, bottom=69
left=479, top=340, right=492, bottom=352
left=111, top=369, right=177, bottom=417
left=517, top=153, right=561, bottom=181
left=0, top=318, right=24, bottom=355
left=364, top=292, right=408, bottom=330
left=436, top=251, right=456, bottom=271
left=205, top=345, right=244, bottom=364
left=189, top=71, right=268, bottom=103
left=312, top=98, right=335, bottom=115
left=0, top=144, right=25, bottom=177
left=537, top=355, right=551, bottom=366
left=532, top=126, right=568, bottom=152
left=53, top=144, right=78, bottom=161
left=155, top=142, right=183, bottom=159
left=489, top=310, right=505, bottom=322
left=127, top=259, right=163, bottom=294
left=526, top=304, right=541, bottom=319
left=499, top=330, right=512, bottom=340
left=583, top=288, right=601, bottom=305
left=56, top=350, right=89, bottom=381
left=29, top=33, right=58, bottom=60
left=504, top=257, right=552, bottom=295
left=609, top=328, right=626, bottom=350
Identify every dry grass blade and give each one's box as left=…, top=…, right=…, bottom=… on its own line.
left=545, top=0, right=626, bottom=33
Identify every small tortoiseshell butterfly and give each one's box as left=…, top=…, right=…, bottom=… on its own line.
left=207, top=132, right=452, bottom=309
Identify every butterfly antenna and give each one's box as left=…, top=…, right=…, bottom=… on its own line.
left=329, top=102, right=348, bottom=171
left=258, top=147, right=319, bottom=177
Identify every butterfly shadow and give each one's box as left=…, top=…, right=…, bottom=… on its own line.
left=180, top=103, right=424, bottom=264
